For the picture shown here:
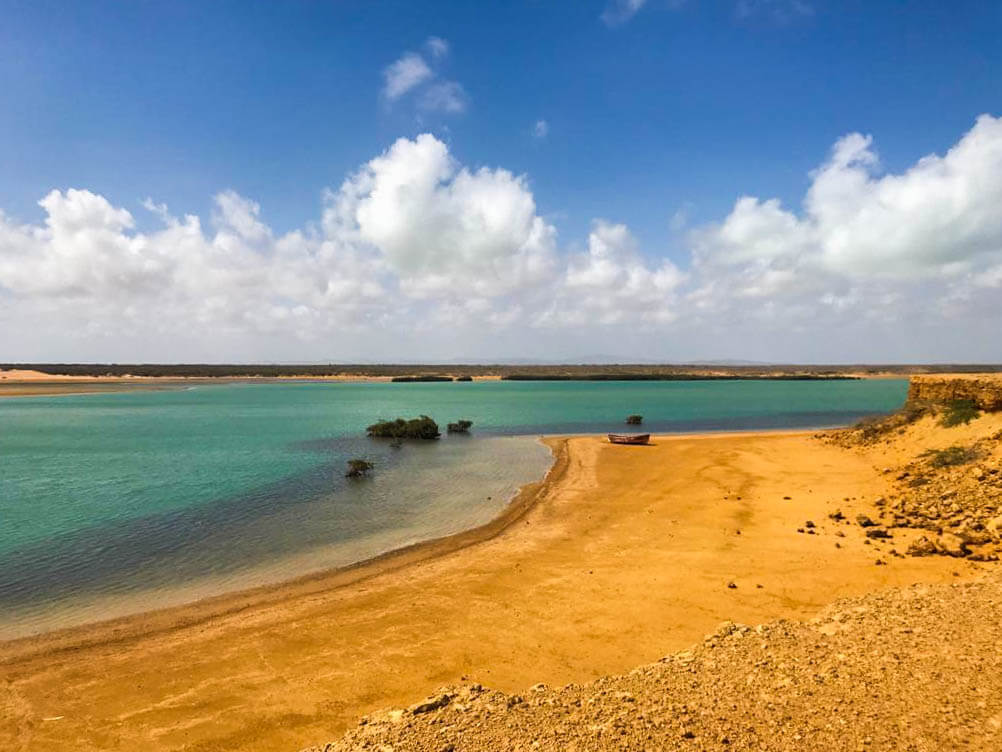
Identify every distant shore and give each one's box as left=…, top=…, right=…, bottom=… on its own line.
left=2, top=363, right=997, bottom=399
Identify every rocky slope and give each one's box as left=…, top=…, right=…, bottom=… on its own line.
left=308, top=574, right=1002, bottom=751
left=907, top=374, right=1002, bottom=411
left=828, top=376, right=1002, bottom=562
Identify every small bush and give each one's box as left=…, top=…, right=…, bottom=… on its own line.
left=844, top=400, right=932, bottom=444
left=921, top=445, right=980, bottom=468
left=940, top=399, right=980, bottom=427
left=345, top=459, right=374, bottom=478
left=447, top=419, right=473, bottom=433
left=625, top=414, right=643, bottom=425
left=390, top=375, right=452, bottom=383
left=366, top=415, right=441, bottom=440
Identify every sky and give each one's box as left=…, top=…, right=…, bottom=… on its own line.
left=1, top=0, right=1001, bottom=363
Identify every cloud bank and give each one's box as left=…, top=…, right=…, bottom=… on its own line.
left=3, top=116, right=1002, bottom=361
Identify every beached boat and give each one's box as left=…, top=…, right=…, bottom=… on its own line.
left=607, top=433, right=650, bottom=445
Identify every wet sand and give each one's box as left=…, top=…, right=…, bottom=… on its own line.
left=0, top=430, right=985, bottom=752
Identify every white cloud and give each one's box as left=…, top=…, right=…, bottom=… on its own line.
left=4, top=117, right=1002, bottom=361
left=533, top=119, right=549, bottom=140
left=425, top=36, right=449, bottom=59
left=695, top=114, right=1002, bottom=280
left=420, top=81, right=468, bottom=114
left=330, top=133, right=557, bottom=299
left=540, top=220, right=684, bottom=326
left=382, top=52, right=432, bottom=100
left=382, top=38, right=466, bottom=116
left=601, top=0, right=648, bottom=27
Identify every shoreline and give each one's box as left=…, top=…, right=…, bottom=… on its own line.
left=2, top=424, right=995, bottom=751
left=0, top=367, right=940, bottom=400
left=0, top=436, right=570, bottom=661
left=2, top=428, right=825, bottom=653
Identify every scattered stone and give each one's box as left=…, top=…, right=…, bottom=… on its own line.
left=857, top=515, right=877, bottom=528
left=865, top=527, right=892, bottom=539
left=805, top=520, right=816, bottom=528
left=726, top=581, right=737, bottom=589
left=829, top=510, right=845, bottom=521
left=935, top=533, right=971, bottom=558
left=411, top=692, right=455, bottom=715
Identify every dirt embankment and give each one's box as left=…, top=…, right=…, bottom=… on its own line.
left=907, top=373, right=1002, bottom=411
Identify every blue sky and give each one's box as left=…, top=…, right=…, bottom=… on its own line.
left=1, top=1, right=1002, bottom=362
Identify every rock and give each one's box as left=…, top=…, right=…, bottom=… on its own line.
left=958, top=527, right=992, bottom=545
left=412, top=692, right=455, bottom=715
left=727, top=581, right=737, bottom=589
left=987, top=515, right=1002, bottom=539
left=805, top=520, right=816, bottom=528
left=935, top=533, right=971, bottom=558
left=829, top=510, right=845, bottom=521
left=856, top=515, right=877, bottom=527
left=865, top=527, right=892, bottom=539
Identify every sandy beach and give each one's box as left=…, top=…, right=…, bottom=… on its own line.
left=3, top=418, right=996, bottom=752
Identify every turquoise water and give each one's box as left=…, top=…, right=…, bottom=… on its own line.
left=0, top=379, right=907, bottom=637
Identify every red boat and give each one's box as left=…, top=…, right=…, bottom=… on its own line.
left=607, top=433, right=650, bottom=445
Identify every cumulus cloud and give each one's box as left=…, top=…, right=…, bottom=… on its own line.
left=329, top=133, right=556, bottom=298
left=540, top=220, right=684, bottom=326
left=694, top=114, right=1002, bottom=280
left=382, top=52, right=432, bottom=100
left=3, top=117, right=1002, bottom=361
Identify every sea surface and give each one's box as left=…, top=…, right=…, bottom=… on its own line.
left=0, top=378, right=908, bottom=638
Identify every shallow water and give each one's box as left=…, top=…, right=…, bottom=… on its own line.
left=0, top=379, right=907, bottom=637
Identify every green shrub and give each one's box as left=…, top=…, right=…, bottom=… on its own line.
left=940, top=399, right=980, bottom=427
left=366, top=415, right=441, bottom=440
left=390, top=375, right=452, bottom=382
left=345, top=459, right=374, bottom=478
left=447, top=419, right=473, bottom=433
left=625, top=414, right=643, bottom=425
left=921, top=445, right=980, bottom=468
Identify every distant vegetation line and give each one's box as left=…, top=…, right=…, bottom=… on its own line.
left=3, top=363, right=1002, bottom=379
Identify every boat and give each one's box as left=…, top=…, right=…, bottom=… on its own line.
left=607, top=433, right=650, bottom=445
